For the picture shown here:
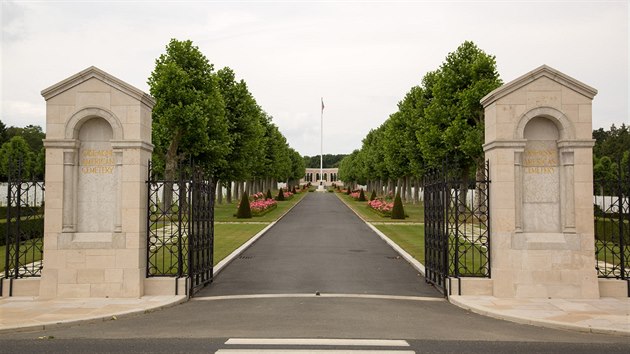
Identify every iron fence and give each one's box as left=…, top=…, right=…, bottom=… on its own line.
left=146, top=161, right=214, bottom=296
left=424, top=161, right=490, bottom=295
left=2, top=159, right=45, bottom=296
left=594, top=159, right=629, bottom=284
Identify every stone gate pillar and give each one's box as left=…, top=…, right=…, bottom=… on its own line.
left=482, top=65, right=599, bottom=298
left=40, top=67, right=154, bottom=298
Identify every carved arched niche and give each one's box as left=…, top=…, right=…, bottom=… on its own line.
left=62, top=109, right=123, bottom=234
left=514, top=107, right=576, bottom=234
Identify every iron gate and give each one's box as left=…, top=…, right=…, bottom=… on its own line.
left=2, top=159, right=45, bottom=297
left=423, top=161, right=491, bottom=296
left=146, top=162, right=215, bottom=296
left=594, top=158, right=629, bottom=294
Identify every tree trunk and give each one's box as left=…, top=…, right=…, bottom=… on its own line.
left=413, top=177, right=419, bottom=205
left=162, top=131, right=181, bottom=212
left=233, top=181, right=240, bottom=201
left=398, top=177, right=407, bottom=203
left=226, top=181, right=232, bottom=204
left=458, top=165, right=470, bottom=213
left=216, top=179, right=223, bottom=204
left=475, top=159, right=487, bottom=216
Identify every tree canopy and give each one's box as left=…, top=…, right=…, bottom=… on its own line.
left=0, top=122, right=45, bottom=180
left=148, top=38, right=229, bottom=177
left=148, top=38, right=304, bottom=193
left=338, top=41, right=501, bottom=189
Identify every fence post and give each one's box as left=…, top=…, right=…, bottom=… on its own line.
left=619, top=160, right=626, bottom=281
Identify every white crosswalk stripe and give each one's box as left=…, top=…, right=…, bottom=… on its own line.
left=225, top=339, right=410, bottom=347
left=216, top=351, right=415, bottom=354
left=216, top=338, right=414, bottom=354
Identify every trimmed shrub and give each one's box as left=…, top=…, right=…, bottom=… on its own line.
left=276, top=188, right=285, bottom=201
left=0, top=218, right=44, bottom=246
left=391, top=191, right=405, bottom=219
left=236, top=192, right=252, bottom=219
left=266, top=189, right=273, bottom=200
left=370, top=190, right=377, bottom=201
left=346, top=188, right=352, bottom=195
left=292, top=186, right=297, bottom=194
left=358, top=189, right=366, bottom=201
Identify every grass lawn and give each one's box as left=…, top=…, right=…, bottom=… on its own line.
left=0, top=238, right=43, bottom=273
left=149, top=223, right=270, bottom=274
left=336, top=192, right=424, bottom=223
left=375, top=224, right=425, bottom=263
left=149, top=192, right=307, bottom=274
left=214, top=191, right=307, bottom=222
left=374, top=220, right=489, bottom=276
left=213, top=223, right=268, bottom=263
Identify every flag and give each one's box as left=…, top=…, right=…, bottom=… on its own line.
left=321, top=97, right=324, bottom=111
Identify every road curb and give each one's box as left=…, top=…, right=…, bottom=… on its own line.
left=448, top=295, right=630, bottom=336
left=0, top=295, right=188, bottom=335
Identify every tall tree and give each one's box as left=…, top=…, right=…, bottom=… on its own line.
left=0, top=136, right=35, bottom=180
left=288, top=148, right=306, bottom=188
left=216, top=67, right=265, bottom=202
left=418, top=41, right=502, bottom=175
left=0, top=120, right=8, bottom=146
left=148, top=39, right=229, bottom=181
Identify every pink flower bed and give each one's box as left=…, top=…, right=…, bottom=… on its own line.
left=367, top=199, right=393, bottom=217
left=250, top=192, right=265, bottom=201
left=349, top=192, right=360, bottom=200
left=250, top=198, right=277, bottom=216
left=283, top=190, right=294, bottom=198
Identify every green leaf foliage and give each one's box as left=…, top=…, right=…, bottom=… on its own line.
left=0, top=136, right=36, bottom=180
left=216, top=67, right=265, bottom=183
left=339, top=41, right=501, bottom=186
left=148, top=39, right=229, bottom=177
left=302, top=154, right=347, bottom=168
left=419, top=41, right=502, bottom=171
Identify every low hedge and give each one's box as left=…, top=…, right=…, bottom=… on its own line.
left=0, top=218, right=44, bottom=247
left=595, top=217, right=630, bottom=243
left=0, top=206, right=44, bottom=219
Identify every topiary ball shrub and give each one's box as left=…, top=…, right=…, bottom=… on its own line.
left=236, top=192, right=252, bottom=219
left=276, top=188, right=285, bottom=201
left=358, top=189, right=366, bottom=201
left=370, top=190, right=377, bottom=201
left=266, top=189, right=273, bottom=200
left=391, top=191, right=405, bottom=219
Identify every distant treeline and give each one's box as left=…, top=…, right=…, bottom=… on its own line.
left=0, top=121, right=46, bottom=180
left=303, top=154, right=347, bottom=168
left=593, top=123, right=629, bottom=181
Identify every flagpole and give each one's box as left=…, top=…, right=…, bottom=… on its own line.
left=320, top=97, right=323, bottom=186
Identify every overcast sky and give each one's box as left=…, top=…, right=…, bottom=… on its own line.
left=1, top=0, right=628, bottom=156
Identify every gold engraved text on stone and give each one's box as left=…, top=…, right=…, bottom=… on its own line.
left=80, top=149, right=114, bottom=174
left=524, top=149, right=557, bottom=174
